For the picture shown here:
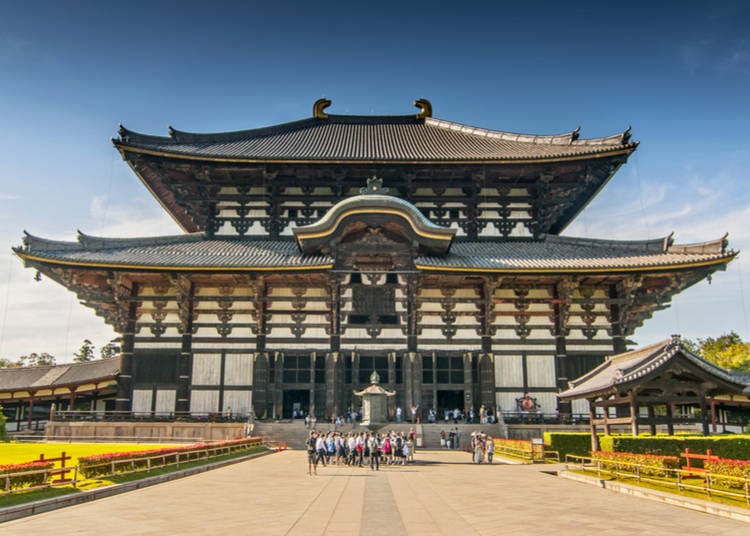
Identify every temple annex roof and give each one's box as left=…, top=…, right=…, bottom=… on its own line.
left=559, top=336, right=745, bottom=400
left=15, top=231, right=734, bottom=274
left=114, top=99, right=637, bottom=163
left=0, top=358, right=119, bottom=393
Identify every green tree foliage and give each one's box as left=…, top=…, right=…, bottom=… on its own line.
left=0, top=357, right=21, bottom=368
left=73, top=339, right=96, bottom=363
left=100, top=340, right=121, bottom=360
left=17, top=352, right=56, bottom=367
left=687, top=331, right=750, bottom=371
left=0, top=405, right=7, bottom=441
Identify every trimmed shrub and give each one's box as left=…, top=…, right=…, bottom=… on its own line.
left=78, top=437, right=262, bottom=478
left=705, top=459, right=750, bottom=489
left=0, top=406, right=7, bottom=442
left=591, top=450, right=679, bottom=477
left=543, top=432, right=595, bottom=459
left=599, top=435, right=750, bottom=460
left=0, top=461, right=54, bottom=490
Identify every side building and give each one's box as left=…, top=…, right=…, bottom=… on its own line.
left=14, top=99, right=736, bottom=422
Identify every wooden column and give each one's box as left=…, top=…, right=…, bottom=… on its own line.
left=588, top=399, right=600, bottom=452
left=273, top=352, right=283, bottom=419
left=710, top=397, right=717, bottom=433
left=629, top=395, right=639, bottom=436
left=647, top=405, right=656, bottom=435
left=666, top=402, right=675, bottom=435
left=176, top=279, right=195, bottom=414
left=27, top=395, right=35, bottom=429
left=463, top=352, right=473, bottom=413
left=115, top=284, right=139, bottom=412
left=553, top=278, right=571, bottom=417
left=252, top=352, right=269, bottom=419
left=699, top=395, right=710, bottom=436
left=325, top=352, right=341, bottom=419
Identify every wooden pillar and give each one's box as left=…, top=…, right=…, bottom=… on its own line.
left=710, top=397, right=717, bottom=433
left=176, top=280, right=195, bottom=414
left=463, top=352, right=473, bottom=413
left=553, top=278, right=571, bottom=417
left=273, top=352, right=283, bottom=419
left=629, top=395, right=639, bottom=436
left=252, top=352, right=269, bottom=419
left=588, top=399, right=599, bottom=452
left=666, top=402, right=675, bottom=435
left=27, top=396, right=35, bottom=429
left=603, top=408, right=611, bottom=436
left=115, top=285, right=139, bottom=412
left=647, top=405, right=656, bottom=435
left=699, top=396, right=710, bottom=436
left=69, top=390, right=76, bottom=411
left=325, top=352, right=341, bottom=419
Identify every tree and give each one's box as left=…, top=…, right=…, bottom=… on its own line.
left=0, top=357, right=21, bottom=368
left=100, top=340, right=121, bottom=360
left=73, top=339, right=96, bottom=363
left=689, top=332, right=750, bottom=371
left=0, top=405, right=7, bottom=442
left=18, top=352, right=56, bottom=367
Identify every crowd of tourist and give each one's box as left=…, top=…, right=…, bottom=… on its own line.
left=305, top=429, right=417, bottom=475
left=469, top=432, right=495, bottom=464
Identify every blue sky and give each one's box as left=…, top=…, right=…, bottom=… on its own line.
left=0, top=1, right=749, bottom=362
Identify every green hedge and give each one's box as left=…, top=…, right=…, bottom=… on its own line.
left=599, top=435, right=750, bottom=460
left=543, top=432, right=597, bottom=459
left=543, top=433, right=750, bottom=461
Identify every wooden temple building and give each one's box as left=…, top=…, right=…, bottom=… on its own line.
left=559, top=335, right=748, bottom=447
left=14, top=98, right=737, bottom=423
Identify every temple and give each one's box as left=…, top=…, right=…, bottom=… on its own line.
left=14, top=98, right=736, bottom=423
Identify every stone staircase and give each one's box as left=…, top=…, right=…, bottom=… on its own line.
left=419, top=423, right=507, bottom=450
left=251, top=420, right=508, bottom=451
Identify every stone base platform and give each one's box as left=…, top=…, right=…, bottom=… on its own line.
left=44, top=421, right=247, bottom=442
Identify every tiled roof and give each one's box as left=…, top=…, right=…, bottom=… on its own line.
left=0, top=358, right=119, bottom=393
left=559, top=337, right=744, bottom=399
left=415, top=234, right=733, bottom=271
left=16, top=232, right=733, bottom=273
left=114, top=114, right=637, bottom=162
left=18, top=232, right=333, bottom=269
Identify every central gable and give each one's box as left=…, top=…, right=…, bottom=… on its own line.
left=293, top=182, right=456, bottom=257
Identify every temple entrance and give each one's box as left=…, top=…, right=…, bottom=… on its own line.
left=437, top=390, right=464, bottom=418
left=282, top=390, right=309, bottom=419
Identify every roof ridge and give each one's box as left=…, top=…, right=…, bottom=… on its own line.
left=76, top=231, right=204, bottom=249
left=425, top=117, right=634, bottom=146
left=547, top=234, right=670, bottom=252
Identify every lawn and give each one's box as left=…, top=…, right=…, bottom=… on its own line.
left=0, top=442, right=187, bottom=467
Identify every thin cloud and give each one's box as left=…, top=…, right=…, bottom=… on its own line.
left=0, top=193, right=18, bottom=200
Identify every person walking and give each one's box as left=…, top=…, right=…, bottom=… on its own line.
left=487, top=435, right=495, bottom=463
left=368, top=433, right=380, bottom=471
left=306, top=431, right=318, bottom=475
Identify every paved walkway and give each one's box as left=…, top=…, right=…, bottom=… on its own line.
left=3, top=450, right=749, bottom=535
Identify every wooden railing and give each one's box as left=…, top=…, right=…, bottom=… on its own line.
left=1, top=438, right=266, bottom=496
left=565, top=454, right=750, bottom=506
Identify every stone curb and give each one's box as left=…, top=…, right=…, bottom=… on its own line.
left=559, top=469, right=750, bottom=524
left=0, top=448, right=276, bottom=524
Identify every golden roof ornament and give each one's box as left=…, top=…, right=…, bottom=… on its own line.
left=313, top=98, right=331, bottom=119
left=414, top=98, right=432, bottom=119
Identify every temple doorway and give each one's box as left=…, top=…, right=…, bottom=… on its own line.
left=282, top=390, right=309, bottom=419
left=437, top=390, right=464, bottom=417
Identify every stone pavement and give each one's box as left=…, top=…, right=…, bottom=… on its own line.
left=3, top=450, right=749, bottom=535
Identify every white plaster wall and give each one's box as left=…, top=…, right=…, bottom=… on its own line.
left=224, top=354, right=253, bottom=386
left=132, top=389, right=152, bottom=415
left=192, top=354, right=222, bottom=385
left=190, top=390, right=220, bottom=414
left=495, top=355, right=523, bottom=387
